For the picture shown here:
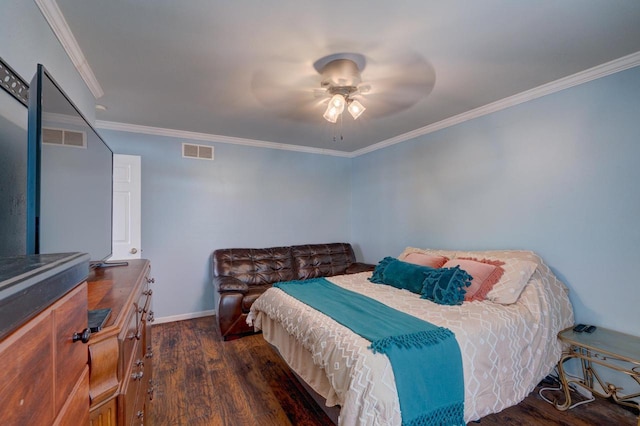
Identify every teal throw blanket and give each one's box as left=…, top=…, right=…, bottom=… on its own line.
left=274, top=278, right=464, bottom=426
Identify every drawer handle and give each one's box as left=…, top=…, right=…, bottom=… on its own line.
left=136, top=410, right=144, bottom=419
left=148, top=311, right=155, bottom=323
left=145, top=350, right=154, bottom=359
left=135, top=359, right=144, bottom=367
left=72, top=328, right=91, bottom=344
left=131, top=371, right=144, bottom=381
left=143, top=289, right=153, bottom=296
left=127, top=331, right=141, bottom=340
left=146, top=277, right=155, bottom=284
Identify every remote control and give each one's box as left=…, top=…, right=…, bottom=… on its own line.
left=585, top=325, right=597, bottom=333
left=573, top=324, right=587, bottom=332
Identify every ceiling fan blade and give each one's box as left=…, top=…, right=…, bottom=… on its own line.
left=313, top=88, right=328, bottom=98
left=356, top=83, right=372, bottom=94
left=250, top=62, right=328, bottom=122
left=358, top=51, right=436, bottom=117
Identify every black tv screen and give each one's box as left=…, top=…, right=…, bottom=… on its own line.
left=27, top=64, right=113, bottom=263
left=0, top=88, right=28, bottom=257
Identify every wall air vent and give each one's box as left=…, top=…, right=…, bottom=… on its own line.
left=182, top=143, right=214, bottom=160
left=42, top=127, right=86, bottom=148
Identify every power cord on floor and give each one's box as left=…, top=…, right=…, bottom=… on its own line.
left=538, top=368, right=595, bottom=410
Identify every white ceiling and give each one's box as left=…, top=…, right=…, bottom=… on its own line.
left=51, top=0, right=640, bottom=154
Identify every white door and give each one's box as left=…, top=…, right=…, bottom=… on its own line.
left=112, top=154, right=141, bottom=260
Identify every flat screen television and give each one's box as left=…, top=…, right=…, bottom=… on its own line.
left=27, top=64, right=114, bottom=264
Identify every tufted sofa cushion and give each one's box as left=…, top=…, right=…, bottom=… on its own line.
left=212, top=242, right=373, bottom=340
left=213, top=246, right=295, bottom=286
left=291, top=243, right=354, bottom=279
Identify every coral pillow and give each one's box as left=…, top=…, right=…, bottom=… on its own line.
left=443, top=258, right=505, bottom=302
left=403, top=252, right=449, bottom=268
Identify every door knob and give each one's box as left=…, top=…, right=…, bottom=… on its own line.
left=130, top=248, right=138, bottom=254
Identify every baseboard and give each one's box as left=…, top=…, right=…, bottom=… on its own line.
left=154, top=309, right=215, bottom=324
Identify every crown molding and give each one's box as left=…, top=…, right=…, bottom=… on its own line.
left=351, top=50, right=640, bottom=157
left=95, top=120, right=352, bottom=158
left=35, top=0, right=104, bottom=99
left=96, top=51, right=638, bottom=159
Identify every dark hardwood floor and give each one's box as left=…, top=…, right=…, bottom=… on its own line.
left=151, top=317, right=638, bottom=425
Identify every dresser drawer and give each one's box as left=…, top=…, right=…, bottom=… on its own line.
left=0, top=310, right=54, bottom=426
left=120, top=305, right=140, bottom=379
left=138, top=280, right=152, bottom=315
left=53, top=283, right=88, bottom=412
left=122, top=339, right=145, bottom=425
left=54, top=366, right=90, bottom=426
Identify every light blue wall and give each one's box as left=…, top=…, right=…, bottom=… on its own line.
left=1, top=1, right=95, bottom=121
left=352, top=66, right=640, bottom=336
left=103, top=131, right=352, bottom=318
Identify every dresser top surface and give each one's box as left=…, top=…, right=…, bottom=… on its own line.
left=88, top=259, right=150, bottom=330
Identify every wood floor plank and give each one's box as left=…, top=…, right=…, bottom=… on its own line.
left=189, top=318, right=257, bottom=425
left=152, top=321, right=188, bottom=425
left=206, top=364, right=257, bottom=425
left=250, top=343, right=332, bottom=425
left=226, top=337, right=293, bottom=424
left=179, top=321, right=222, bottom=425
left=151, top=316, right=639, bottom=426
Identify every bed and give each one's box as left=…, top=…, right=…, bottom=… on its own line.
left=247, top=248, right=574, bottom=425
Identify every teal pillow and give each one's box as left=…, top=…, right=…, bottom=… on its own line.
left=421, top=266, right=472, bottom=305
left=369, top=257, right=435, bottom=294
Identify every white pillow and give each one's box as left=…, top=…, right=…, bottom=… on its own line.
left=485, top=259, right=537, bottom=304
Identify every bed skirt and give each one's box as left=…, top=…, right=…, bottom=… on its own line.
left=262, top=313, right=341, bottom=424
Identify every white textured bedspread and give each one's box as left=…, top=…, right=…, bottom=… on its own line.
left=248, top=250, right=574, bottom=425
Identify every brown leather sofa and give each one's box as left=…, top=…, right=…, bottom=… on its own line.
left=212, top=243, right=374, bottom=340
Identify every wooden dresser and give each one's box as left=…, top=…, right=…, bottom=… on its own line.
left=0, top=253, right=91, bottom=426
left=87, top=259, right=154, bottom=426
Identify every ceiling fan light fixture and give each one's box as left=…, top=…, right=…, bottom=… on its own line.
left=323, top=105, right=340, bottom=123
left=348, top=99, right=365, bottom=120
left=329, top=94, right=346, bottom=111
left=323, top=94, right=346, bottom=123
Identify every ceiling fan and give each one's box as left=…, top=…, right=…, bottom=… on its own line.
left=250, top=50, right=436, bottom=124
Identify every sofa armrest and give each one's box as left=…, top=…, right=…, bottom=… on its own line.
left=346, top=262, right=376, bottom=274
left=213, top=275, right=249, bottom=294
